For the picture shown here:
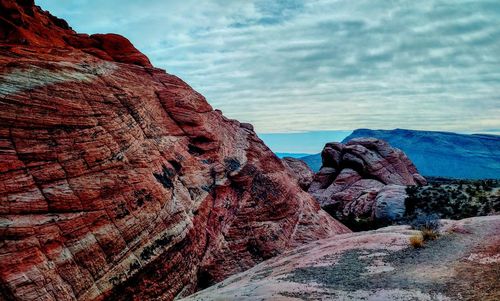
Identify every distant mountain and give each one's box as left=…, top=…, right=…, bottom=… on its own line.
left=260, top=130, right=352, bottom=154
left=275, top=152, right=313, bottom=159
left=297, top=153, right=322, bottom=171
left=297, top=129, right=500, bottom=179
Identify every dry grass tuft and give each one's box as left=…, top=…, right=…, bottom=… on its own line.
left=410, top=233, right=424, bottom=248
left=421, top=228, right=439, bottom=241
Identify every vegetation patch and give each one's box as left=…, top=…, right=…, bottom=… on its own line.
left=140, top=232, right=174, bottom=261
left=407, top=213, right=441, bottom=247
left=283, top=248, right=446, bottom=293
left=134, top=189, right=154, bottom=207
left=421, top=228, right=439, bottom=241
left=332, top=214, right=386, bottom=232
left=115, top=202, right=130, bottom=219
left=405, top=178, right=499, bottom=221
left=409, top=233, right=424, bottom=248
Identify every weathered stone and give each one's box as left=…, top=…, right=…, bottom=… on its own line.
left=308, top=138, right=426, bottom=224
left=321, top=142, right=343, bottom=168
left=281, top=157, right=314, bottom=190
left=182, top=216, right=500, bottom=301
left=239, top=122, right=254, bottom=131
left=344, top=138, right=423, bottom=185
left=0, top=2, right=350, bottom=300
left=374, top=184, right=408, bottom=222
left=308, top=167, right=337, bottom=192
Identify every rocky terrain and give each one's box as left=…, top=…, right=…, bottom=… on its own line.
left=0, top=1, right=349, bottom=300
left=307, top=138, right=426, bottom=230
left=182, top=215, right=500, bottom=301
left=300, top=128, right=500, bottom=179
left=2, top=1, right=498, bottom=301
left=281, top=157, right=314, bottom=190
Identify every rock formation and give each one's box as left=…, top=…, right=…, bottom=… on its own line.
left=307, top=138, right=427, bottom=226
left=281, top=157, right=314, bottom=190
left=182, top=215, right=500, bottom=301
left=0, top=1, right=349, bottom=300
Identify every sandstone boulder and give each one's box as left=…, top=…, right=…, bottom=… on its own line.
left=308, top=138, right=426, bottom=226
left=308, top=167, right=337, bottom=192
left=0, top=2, right=349, bottom=300
left=374, top=184, right=408, bottom=222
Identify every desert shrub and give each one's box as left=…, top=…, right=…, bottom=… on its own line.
left=404, top=178, right=499, bottom=221
left=410, top=213, right=440, bottom=241
left=421, top=228, right=439, bottom=241
left=410, top=213, right=440, bottom=231
left=409, top=233, right=424, bottom=248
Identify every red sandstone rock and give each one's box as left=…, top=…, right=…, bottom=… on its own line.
left=281, top=157, right=314, bottom=190
left=344, top=138, right=423, bottom=185
left=321, top=142, right=343, bottom=169
left=0, top=0, right=151, bottom=67
left=88, top=34, right=152, bottom=67
left=0, top=2, right=349, bottom=300
left=308, top=138, right=426, bottom=224
left=308, top=167, right=337, bottom=192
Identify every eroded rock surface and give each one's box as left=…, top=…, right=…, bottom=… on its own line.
left=307, top=138, right=427, bottom=226
left=281, top=157, right=314, bottom=190
left=182, top=215, right=500, bottom=301
left=0, top=2, right=349, bottom=300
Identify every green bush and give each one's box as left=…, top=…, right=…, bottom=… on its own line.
left=405, top=178, right=499, bottom=221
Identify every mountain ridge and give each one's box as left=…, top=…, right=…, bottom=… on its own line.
left=298, top=128, right=499, bottom=179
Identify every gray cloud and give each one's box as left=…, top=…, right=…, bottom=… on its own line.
left=37, top=0, right=500, bottom=133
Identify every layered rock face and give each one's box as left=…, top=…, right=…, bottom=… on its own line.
left=308, top=138, right=427, bottom=226
left=0, top=2, right=349, bottom=300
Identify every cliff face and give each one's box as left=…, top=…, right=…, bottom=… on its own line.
left=0, top=1, right=349, bottom=300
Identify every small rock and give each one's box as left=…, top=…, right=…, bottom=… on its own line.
left=282, top=157, right=314, bottom=190
left=240, top=122, right=254, bottom=131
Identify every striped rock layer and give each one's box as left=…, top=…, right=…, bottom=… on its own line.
left=0, top=1, right=349, bottom=300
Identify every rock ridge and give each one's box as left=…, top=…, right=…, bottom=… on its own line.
left=0, top=1, right=349, bottom=300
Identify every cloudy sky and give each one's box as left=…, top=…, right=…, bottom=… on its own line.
left=37, top=0, right=500, bottom=135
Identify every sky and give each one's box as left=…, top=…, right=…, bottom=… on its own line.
left=37, top=0, right=500, bottom=136
left=260, top=130, right=352, bottom=153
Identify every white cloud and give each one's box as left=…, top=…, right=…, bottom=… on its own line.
left=37, top=0, right=500, bottom=133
